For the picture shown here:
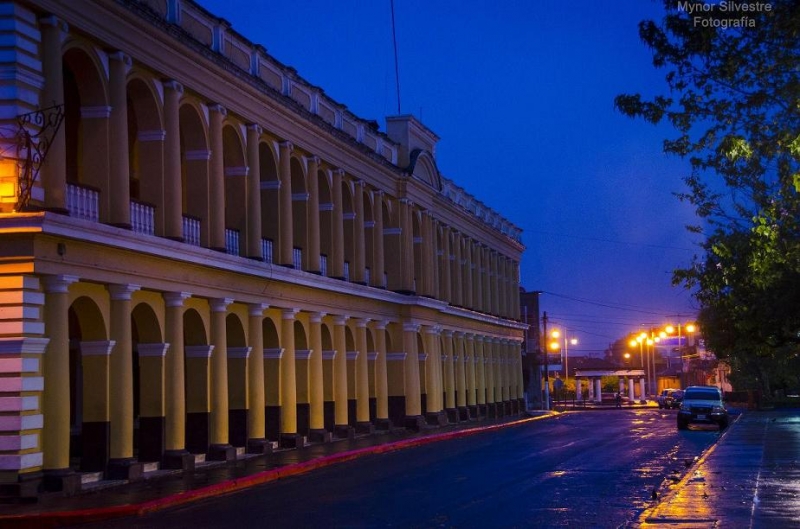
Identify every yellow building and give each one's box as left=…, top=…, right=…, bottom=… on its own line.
left=0, top=0, right=524, bottom=499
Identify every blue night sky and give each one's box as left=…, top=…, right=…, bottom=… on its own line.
left=196, top=0, right=703, bottom=355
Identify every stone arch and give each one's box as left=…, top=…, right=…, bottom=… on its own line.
left=223, top=123, right=247, bottom=256
left=182, top=306, right=210, bottom=454
left=290, top=156, right=308, bottom=268
left=126, top=75, right=164, bottom=234
left=345, top=325, right=357, bottom=425
left=69, top=296, right=108, bottom=341
left=259, top=139, right=280, bottom=261
left=179, top=101, right=211, bottom=246
left=183, top=308, right=208, bottom=346
left=383, top=198, right=401, bottom=291
left=293, top=319, right=308, bottom=350
left=225, top=313, right=246, bottom=347
left=341, top=178, right=355, bottom=280
left=62, top=42, right=110, bottom=219
left=67, top=295, right=108, bottom=465
left=131, top=301, right=163, bottom=453
left=321, top=322, right=333, bottom=351
left=362, top=186, right=376, bottom=284
left=318, top=168, right=334, bottom=276
left=262, top=316, right=280, bottom=348
left=417, top=332, right=427, bottom=402
left=131, top=301, right=163, bottom=344
left=412, top=210, right=423, bottom=294
left=225, top=311, right=248, bottom=447
left=293, top=319, right=310, bottom=434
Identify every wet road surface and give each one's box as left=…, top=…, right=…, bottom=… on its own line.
left=80, top=408, right=722, bottom=528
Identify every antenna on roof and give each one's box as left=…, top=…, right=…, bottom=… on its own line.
left=390, top=0, right=401, bottom=114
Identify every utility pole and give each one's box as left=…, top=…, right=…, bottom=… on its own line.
left=542, top=311, right=550, bottom=411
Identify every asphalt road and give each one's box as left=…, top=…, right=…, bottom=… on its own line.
left=83, top=409, right=723, bottom=529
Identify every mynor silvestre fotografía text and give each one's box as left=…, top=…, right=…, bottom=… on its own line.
left=678, top=1, right=773, bottom=29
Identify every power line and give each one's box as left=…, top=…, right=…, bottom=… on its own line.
left=529, top=229, right=696, bottom=252
left=543, top=291, right=697, bottom=317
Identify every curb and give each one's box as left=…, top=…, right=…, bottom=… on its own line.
left=635, top=411, right=743, bottom=526
left=0, top=413, right=556, bottom=528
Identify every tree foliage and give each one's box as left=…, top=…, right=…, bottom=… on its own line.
left=615, top=0, right=800, bottom=395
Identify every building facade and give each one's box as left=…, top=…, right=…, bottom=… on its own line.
left=0, top=0, right=525, bottom=499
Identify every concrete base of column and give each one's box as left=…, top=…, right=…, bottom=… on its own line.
left=334, top=425, right=355, bottom=440
left=279, top=433, right=307, bottom=449
left=486, top=403, right=498, bottom=418
left=517, top=398, right=526, bottom=413
left=208, top=444, right=237, bottom=462
left=308, top=429, right=332, bottom=443
left=425, top=411, right=448, bottom=426
left=374, top=418, right=392, bottom=431
left=404, top=415, right=426, bottom=432
left=42, top=468, right=81, bottom=495
left=445, top=408, right=459, bottom=423
left=355, top=421, right=375, bottom=435
left=162, top=450, right=196, bottom=470
left=0, top=470, right=41, bottom=501
left=477, top=404, right=488, bottom=417
left=468, top=405, right=480, bottom=419
left=246, top=438, right=273, bottom=454
left=458, top=406, right=471, bottom=421
left=106, top=458, right=144, bottom=481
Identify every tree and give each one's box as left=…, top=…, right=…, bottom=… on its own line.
left=615, top=0, right=800, bottom=396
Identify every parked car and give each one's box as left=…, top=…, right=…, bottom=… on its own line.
left=656, top=388, right=679, bottom=409
left=668, top=389, right=684, bottom=409
left=677, top=385, right=729, bottom=430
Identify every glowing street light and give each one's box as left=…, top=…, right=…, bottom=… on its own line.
left=549, top=329, right=578, bottom=384
left=664, top=322, right=699, bottom=387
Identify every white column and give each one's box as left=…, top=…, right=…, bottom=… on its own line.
left=575, top=378, right=582, bottom=402
left=594, top=378, right=603, bottom=403
left=587, top=377, right=594, bottom=401
left=628, top=378, right=636, bottom=402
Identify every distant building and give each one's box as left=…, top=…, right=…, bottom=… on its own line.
left=0, top=0, right=525, bottom=499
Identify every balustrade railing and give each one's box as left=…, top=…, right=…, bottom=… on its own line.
left=66, top=183, right=99, bottom=221
left=261, top=238, right=274, bottom=263
left=292, top=247, right=303, bottom=269
left=343, top=261, right=350, bottom=281
left=130, top=200, right=155, bottom=235
left=225, top=228, right=240, bottom=256
left=182, top=215, right=201, bottom=246
left=320, top=254, right=328, bottom=277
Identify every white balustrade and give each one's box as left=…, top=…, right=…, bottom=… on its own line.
left=225, top=228, right=240, bottom=256
left=182, top=216, right=201, bottom=246
left=130, top=200, right=155, bottom=235
left=261, top=238, right=273, bottom=263
left=66, top=183, right=99, bottom=222
left=292, top=247, right=302, bottom=269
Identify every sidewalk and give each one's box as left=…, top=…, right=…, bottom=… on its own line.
left=0, top=412, right=555, bottom=528
left=633, top=408, right=800, bottom=528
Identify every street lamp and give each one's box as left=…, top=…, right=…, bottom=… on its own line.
left=665, top=322, right=699, bottom=388
left=549, top=329, right=578, bottom=384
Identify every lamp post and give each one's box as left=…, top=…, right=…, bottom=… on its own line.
left=665, top=322, right=698, bottom=388
left=549, top=328, right=578, bottom=385
left=542, top=312, right=551, bottom=411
